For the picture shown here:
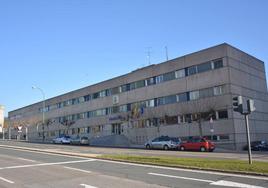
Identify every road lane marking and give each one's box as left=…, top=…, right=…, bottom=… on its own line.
left=0, top=159, right=96, bottom=170
left=0, top=177, right=14, bottom=184
left=211, top=180, right=265, bottom=188
left=98, top=159, right=268, bottom=181
left=64, top=166, right=92, bottom=174
left=148, top=172, right=213, bottom=183
left=80, top=184, right=98, bottom=188
left=17, top=157, right=37, bottom=162
left=148, top=173, right=265, bottom=188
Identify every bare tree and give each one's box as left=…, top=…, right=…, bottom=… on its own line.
left=179, top=97, right=216, bottom=137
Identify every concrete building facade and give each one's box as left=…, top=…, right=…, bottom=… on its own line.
left=8, top=43, right=268, bottom=150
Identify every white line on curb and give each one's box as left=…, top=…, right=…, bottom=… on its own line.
left=0, top=177, right=14, bottom=184
left=149, top=172, right=265, bottom=188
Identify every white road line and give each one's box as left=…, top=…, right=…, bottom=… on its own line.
left=17, top=157, right=37, bottom=162
left=80, top=184, right=98, bottom=188
left=148, top=172, right=213, bottom=183
left=0, top=177, right=14, bottom=184
left=149, top=173, right=266, bottom=188
left=211, top=180, right=265, bottom=188
left=0, top=145, right=91, bottom=160
left=98, top=159, right=268, bottom=181
left=0, top=159, right=96, bottom=170
left=64, top=166, right=92, bottom=174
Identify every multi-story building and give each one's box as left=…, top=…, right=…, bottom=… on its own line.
left=0, top=105, right=4, bottom=134
left=8, top=43, right=268, bottom=150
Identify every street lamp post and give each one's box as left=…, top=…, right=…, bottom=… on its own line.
left=32, top=86, right=46, bottom=142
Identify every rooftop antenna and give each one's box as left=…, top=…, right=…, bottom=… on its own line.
left=165, top=46, right=169, bottom=61
left=146, top=47, right=152, bottom=65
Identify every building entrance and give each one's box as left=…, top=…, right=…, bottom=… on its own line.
left=112, top=123, right=122, bottom=135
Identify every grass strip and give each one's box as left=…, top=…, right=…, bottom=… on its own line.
left=101, top=154, right=268, bottom=175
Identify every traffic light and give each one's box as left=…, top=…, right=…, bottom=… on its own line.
left=247, top=99, right=256, bottom=113
left=233, top=96, right=243, bottom=113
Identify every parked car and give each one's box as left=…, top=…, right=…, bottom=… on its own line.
left=179, top=137, right=215, bottom=152
left=70, top=136, right=89, bottom=145
left=243, top=141, right=268, bottom=151
left=52, top=136, right=71, bottom=144
left=145, top=136, right=181, bottom=150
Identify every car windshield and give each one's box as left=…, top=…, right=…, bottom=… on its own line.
left=81, top=137, right=88, bottom=140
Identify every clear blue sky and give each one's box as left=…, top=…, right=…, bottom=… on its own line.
left=1, top=0, right=268, bottom=116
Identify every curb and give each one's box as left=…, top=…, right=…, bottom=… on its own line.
left=0, top=144, right=267, bottom=177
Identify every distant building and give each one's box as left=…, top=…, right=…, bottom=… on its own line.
left=8, top=43, right=268, bottom=150
left=0, top=105, right=4, bottom=133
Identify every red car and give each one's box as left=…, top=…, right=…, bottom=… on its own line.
left=179, top=138, right=215, bottom=152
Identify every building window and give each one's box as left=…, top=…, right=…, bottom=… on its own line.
left=199, top=88, right=214, bottom=98
left=188, top=66, right=197, bottom=75
left=164, top=95, right=177, bottom=104
left=213, top=86, right=223, bottom=96
left=189, top=91, right=199, bottom=100
left=175, top=69, right=185, bottom=79
left=136, top=80, right=145, bottom=88
left=93, top=92, right=100, bottom=99
left=112, top=106, right=120, bottom=114
left=72, top=98, right=79, bottom=105
left=111, top=87, right=120, bottom=95
left=121, top=84, right=130, bottom=92
left=84, top=95, right=91, bottom=102
left=146, top=77, right=156, bottom=86
left=165, top=115, right=178, bottom=125
left=156, top=75, right=164, bottom=84
left=145, top=99, right=154, bottom=107
left=197, top=62, right=212, bottom=73
left=213, top=59, right=223, bottom=69
left=99, top=90, right=106, bottom=98
left=218, top=110, right=228, bottom=119
left=163, top=72, right=176, bottom=82
left=119, top=105, right=128, bottom=112
left=177, top=93, right=188, bottom=102
left=78, top=97, right=85, bottom=103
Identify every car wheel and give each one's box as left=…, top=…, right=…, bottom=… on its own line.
left=200, top=146, right=206, bottom=152
left=163, top=145, right=169, bottom=150
left=146, top=144, right=151, bottom=149
left=180, top=146, right=185, bottom=151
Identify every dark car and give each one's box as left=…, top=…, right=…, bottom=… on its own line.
left=243, top=141, right=268, bottom=151
left=179, top=137, right=215, bottom=152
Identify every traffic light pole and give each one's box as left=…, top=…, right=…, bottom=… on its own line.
left=244, top=113, right=252, bottom=164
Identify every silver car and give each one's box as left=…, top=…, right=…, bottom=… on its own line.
left=52, top=136, right=71, bottom=144
left=145, top=136, right=181, bottom=150
left=70, top=136, right=89, bottom=145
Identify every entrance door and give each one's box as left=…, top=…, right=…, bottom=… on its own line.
left=112, top=123, right=122, bottom=135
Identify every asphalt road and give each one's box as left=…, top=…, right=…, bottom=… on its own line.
left=0, top=145, right=267, bottom=188
left=1, top=140, right=268, bottom=162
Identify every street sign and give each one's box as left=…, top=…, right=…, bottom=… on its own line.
left=18, top=126, right=22, bottom=133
